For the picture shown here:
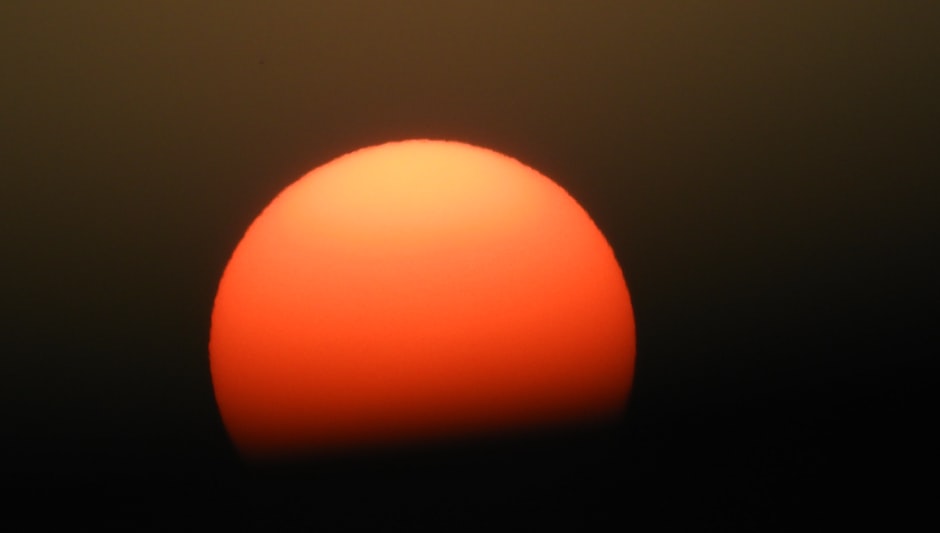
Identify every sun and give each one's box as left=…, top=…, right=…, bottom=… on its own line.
left=209, top=139, right=635, bottom=461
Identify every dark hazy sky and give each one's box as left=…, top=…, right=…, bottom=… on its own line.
left=2, top=2, right=937, bottom=528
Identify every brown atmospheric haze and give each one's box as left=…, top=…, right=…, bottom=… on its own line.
left=1, top=1, right=937, bottom=529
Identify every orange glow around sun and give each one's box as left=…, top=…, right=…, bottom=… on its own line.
left=209, top=139, right=635, bottom=461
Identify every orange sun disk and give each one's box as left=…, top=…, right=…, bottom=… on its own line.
left=209, top=139, right=635, bottom=461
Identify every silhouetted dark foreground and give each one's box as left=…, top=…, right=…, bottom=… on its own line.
left=11, top=372, right=932, bottom=530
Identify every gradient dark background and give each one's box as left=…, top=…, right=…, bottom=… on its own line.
left=2, top=1, right=937, bottom=529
